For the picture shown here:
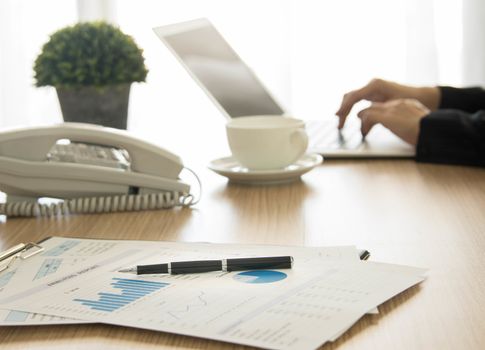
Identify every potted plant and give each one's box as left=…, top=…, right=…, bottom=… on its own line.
left=34, top=21, right=148, bottom=129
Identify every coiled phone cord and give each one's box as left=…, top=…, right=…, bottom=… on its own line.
left=0, top=192, right=185, bottom=217
left=0, top=167, right=202, bottom=217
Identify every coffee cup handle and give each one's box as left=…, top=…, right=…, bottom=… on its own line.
left=290, top=128, right=309, bottom=158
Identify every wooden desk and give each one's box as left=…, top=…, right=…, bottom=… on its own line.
left=1, top=160, right=484, bottom=349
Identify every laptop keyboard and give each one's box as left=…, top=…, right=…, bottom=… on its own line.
left=306, top=119, right=363, bottom=150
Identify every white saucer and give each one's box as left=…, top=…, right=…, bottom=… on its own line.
left=208, top=153, right=323, bottom=185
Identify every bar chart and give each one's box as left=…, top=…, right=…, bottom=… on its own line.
left=73, top=278, right=169, bottom=312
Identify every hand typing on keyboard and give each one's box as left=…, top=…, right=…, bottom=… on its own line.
left=335, top=79, right=439, bottom=145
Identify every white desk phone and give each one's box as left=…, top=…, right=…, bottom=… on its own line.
left=0, top=123, right=198, bottom=217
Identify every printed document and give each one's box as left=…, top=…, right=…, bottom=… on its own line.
left=0, top=237, right=425, bottom=349
left=0, top=236, right=357, bottom=326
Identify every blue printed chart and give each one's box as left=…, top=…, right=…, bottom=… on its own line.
left=233, top=270, right=287, bottom=284
left=4, top=310, right=29, bottom=322
left=43, top=240, right=80, bottom=256
left=0, top=270, right=16, bottom=289
left=33, top=259, right=62, bottom=280
left=73, top=278, right=169, bottom=312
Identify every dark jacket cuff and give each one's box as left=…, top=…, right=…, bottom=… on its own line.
left=439, top=86, right=485, bottom=112
left=417, top=110, right=485, bottom=167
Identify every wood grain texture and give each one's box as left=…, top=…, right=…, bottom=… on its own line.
left=1, top=159, right=484, bottom=350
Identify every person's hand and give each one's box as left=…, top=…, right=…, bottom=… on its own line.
left=357, top=98, right=430, bottom=145
left=335, top=78, right=440, bottom=129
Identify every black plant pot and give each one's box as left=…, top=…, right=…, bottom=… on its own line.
left=56, top=83, right=131, bottom=129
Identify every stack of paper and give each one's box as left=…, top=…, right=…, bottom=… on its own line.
left=0, top=237, right=426, bottom=350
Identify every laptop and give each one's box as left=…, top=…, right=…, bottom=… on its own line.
left=153, top=18, right=415, bottom=158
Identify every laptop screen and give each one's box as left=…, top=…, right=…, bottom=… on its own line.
left=154, top=19, right=285, bottom=118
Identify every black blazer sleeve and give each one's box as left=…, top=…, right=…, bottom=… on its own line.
left=439, top=86, right=485, bottom=112
left=416, top=86, right=485, bottom=166
left=416, top=109, right=485, bottom=166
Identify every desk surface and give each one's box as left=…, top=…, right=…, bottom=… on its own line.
left=1, top=159, right=484, bottom=350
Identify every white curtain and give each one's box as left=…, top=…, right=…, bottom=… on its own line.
left=462, top=0, right=485, bottom=85
left=77, top=0, right=116, bottom=23
left=0, top=1, right=77, bottom=128
left=405, top=0, right=439, bottom=85
left=0, top=0, right=484, bottom=130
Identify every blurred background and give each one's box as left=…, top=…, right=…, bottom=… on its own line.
left=0, top=0, right=483, bottom=159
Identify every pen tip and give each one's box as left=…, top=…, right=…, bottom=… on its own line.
left=118, top=268, right=135, bottom=273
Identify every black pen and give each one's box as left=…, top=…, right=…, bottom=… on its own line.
left=359, top=250, right=371, bottom=261
left=118, top=256, right=293, bottom=275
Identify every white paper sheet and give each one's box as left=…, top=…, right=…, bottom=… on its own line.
left=0, top=237, right=426, bottom=349
left=0, top=237, right=358, bottom=326
left=0, top=236, right=127, bottom=325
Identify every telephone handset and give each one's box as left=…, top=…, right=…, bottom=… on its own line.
left=0, top=123, right=198, bottom=217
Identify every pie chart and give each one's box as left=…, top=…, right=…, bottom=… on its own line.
left=233, top=270, right=287, bottom=284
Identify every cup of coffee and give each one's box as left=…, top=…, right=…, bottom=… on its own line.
left=226, top=116, right=308, bottom=170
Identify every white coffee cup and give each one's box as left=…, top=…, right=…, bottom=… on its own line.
left=226, top=116, right=308, bottom=170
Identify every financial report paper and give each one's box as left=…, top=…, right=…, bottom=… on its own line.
left=0, top=237, right=425, bottom=349
left=0, top=236, right=357, bottom=326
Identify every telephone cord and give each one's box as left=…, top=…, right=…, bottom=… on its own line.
left=181, top=166, right=201, bottom=206
left=0, top=166, right=202, bottom=217
left=0, top=191, right=189, bottom=217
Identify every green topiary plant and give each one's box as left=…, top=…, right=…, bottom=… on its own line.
left=33, top=21, right=148, bottom=129
left=34, top=21, right=148, bottom=87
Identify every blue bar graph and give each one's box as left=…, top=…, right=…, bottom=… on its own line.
left=73, top=278, right=169, bottom=312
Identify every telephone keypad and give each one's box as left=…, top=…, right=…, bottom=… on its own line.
left=47, top=142, right=130, bottom=170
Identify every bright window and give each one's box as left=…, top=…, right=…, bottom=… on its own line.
left=0, top=0, right=467, bottom=152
